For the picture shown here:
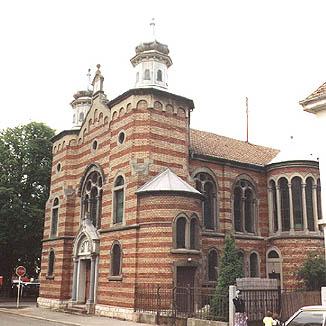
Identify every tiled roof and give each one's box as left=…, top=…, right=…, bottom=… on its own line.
left=301, top=82, right=326, bottom=103
left=136, top=168, right=201, bottom=195
left=190, top=129, right=279, bottom=167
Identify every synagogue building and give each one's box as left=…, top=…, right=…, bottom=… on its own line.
left=38, top=35, right=324, bottom=318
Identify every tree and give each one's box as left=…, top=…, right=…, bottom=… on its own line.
left=211, top=234, right=244, bottom=320
left=297, top=252, right=326, bottom=290
left=0, top=122, right=54, bottom=287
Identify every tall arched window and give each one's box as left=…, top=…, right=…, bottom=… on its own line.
left=249, top=252, right=259, bottom=277
left=176, top=217, right=187, bottom=248
left=208, top=249, right=218, bottom=282
left=279, top=178, right=290, bottom=231
left=144, top=69, right=150, bottom=80
left=306, top=177, right=314, bottom=231
left=111, top=242, right=122, bottom=276
left=269, top=180, right=278, bottom=232
left=79, top=112, right=84, bottom=122
left=190, top=217, right=199, bottom=250
left=233, top=179, right=256, bottom=233
left=292, top=177, right=303, bottom=230
left=194, top=172, right=217, bottom=230
left=50, top=198, right=59, bottom=237
left=48, top=249, right=55, bottom=277
left=237, top=250, right=245, bottom=276
left=82, top=170, right=103, bottom=228
left=113, top=175, right=124, bottom=224
left=157, top=69, right=162, bottom=81
left=317, top=179, right=322, bottom=220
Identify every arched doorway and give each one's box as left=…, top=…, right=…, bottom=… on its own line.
left=266, top=248, right=283, bottom=290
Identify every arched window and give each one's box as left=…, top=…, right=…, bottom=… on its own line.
left=82, top=170, right=103, bottom=228
left=194, top=172, right=217, bottom=230
left=113, top=176, right=124, bottom=224
left=157, top=69, right=162, bottom=81
left=144, top=69, right=150, bottom=80
left=267, top=250, right=279, bottom=259
left=190, top=217, right=199, bottom=250
left=50, top=198, right=59, bottom=237
left=79, top=112, right=84, bottom=122
left=317, top=179, right=322, bottom=220
left=233, top=179, right=256, bottom=233
left=111, top=242, right=122, bottom=276
left=279, top=178, right=290, bottom=231
left=249, top=252, right=259, bottom=277
left=136, top=72, right=139, bottom=83
left=292, top=177, right=303, bottom=230
left=306, top=178, right=314, bottom=231
left=48, top=249, right=55, bottom=277
left=208, top=249, right=218, bottom=282
left=176, top=217, right=187, bottom=248
left=270, top=180, right=278, bottom=232
left=237, top=250, right=245, bottom=276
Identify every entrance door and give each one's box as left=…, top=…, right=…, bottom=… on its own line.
left=176, top=266, right=196, bottom=314
left=84, top=260, right=91, bottom=303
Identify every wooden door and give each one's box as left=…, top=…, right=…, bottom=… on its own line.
left=84, top=260, right=91, bottom=303
left=176, top=266, right=196, bottom=314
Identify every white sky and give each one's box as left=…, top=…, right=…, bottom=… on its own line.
left=1, top=0, right=325, bottom=156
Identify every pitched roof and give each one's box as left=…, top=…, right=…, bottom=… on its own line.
left=300, top=82, right=326, bottom=103
left=190, top=129, right=279, bottom=167
left=136, top=168, right=201, bottom=195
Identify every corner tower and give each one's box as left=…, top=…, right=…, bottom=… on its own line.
left=130, top=21, right=172, bottom=89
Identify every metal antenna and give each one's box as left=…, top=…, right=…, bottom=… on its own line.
left=150, top=18, right=156, bottom=40
left=86, top=68, right=91, bottom=91
left=246, top=97, right=249, bottom=143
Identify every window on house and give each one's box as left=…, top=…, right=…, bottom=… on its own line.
left=292, top=177, right=303, bottom=230
left=144, top=69, right=150, bottom=80
left=176, top=217, right=186, bottom=248
left=306, top=178, right=314, bottom=231
left=48, top=250, right=55, bottom=277
left=317, top=179, right=322, bottom=220
left=270, top=180, right=278, bottom=233
left=249, top=252, right=259, bottom=277
left=136, top=72, right=139, bottom=83
left=233, top=179, right=256, bottom=233
left=81, top=169, right=103, bottom=228
left=237, top=251, right=245, bottom=276
left=267, top=250, right=279, bottom=259
left=50, top=198, right=59, bottom=237
left=111, top=242, right=122, bottom=276
left=113, top=176, right=124, bottom=224
left=208, top=249, right=218, bottom=281
left=194, top=172, right=217, bottom=230
left=190, top=218, right=198, bottom=250
left=279, top=178, right=290, bottom=231
left=157, top=69, right=162, bottom=81
left=79, top=112, right=84, bottom=122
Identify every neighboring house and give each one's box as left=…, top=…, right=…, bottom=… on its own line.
left=38, top=37, right=324, bottom=318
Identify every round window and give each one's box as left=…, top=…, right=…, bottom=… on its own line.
left=118, top=132, right=125, bottom=144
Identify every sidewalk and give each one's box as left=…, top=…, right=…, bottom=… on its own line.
left=0, top=300, right=151, bottom=326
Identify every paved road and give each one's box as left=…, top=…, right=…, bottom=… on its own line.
left=0, top=311, right=71, bottom=325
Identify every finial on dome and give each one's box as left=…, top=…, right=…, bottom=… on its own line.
left=150, top=18, right=156, bottom=40
left=96, top=64, right=101, bottom=71
left=92, top=64, right=104, bottom=95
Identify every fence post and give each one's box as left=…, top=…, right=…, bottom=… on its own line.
left=322, top=287, right=326, bottom=306
left=156, top=284, right=161, bottom=325
left=229, top=285, right=236, bottom=326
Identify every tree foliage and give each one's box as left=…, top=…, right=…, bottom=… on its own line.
left=0, top=122, right=54, bottom=285
left=211, top=234, right=244, bottom=320
left=297, top=252, right=326, bottom=290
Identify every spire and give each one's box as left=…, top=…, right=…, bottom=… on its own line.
left=130, top=21, right=172, bottom=90
left=92, top=64, right=104, bottom=95
left=86, top=68, right=92, bottom=92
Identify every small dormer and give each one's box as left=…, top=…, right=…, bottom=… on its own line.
left=130, top=39, right=172, bottom=90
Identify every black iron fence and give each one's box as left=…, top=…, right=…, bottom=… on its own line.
left=134, top=284, right=228, bottom=321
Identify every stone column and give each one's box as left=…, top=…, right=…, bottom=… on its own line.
left=71, top=257, right=78, bottom=303
left=301, top=183, right=308, bottom=233
left=276, top=186, right=282, bottom=233
left=87, top=254, right=97, bottom=305
left=312, top=185, right=319, bottom=232
left=267, top=187, right=274, bottom=235
left=288, top=183, right=295, bottom=234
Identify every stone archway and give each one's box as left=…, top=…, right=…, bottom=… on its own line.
left=266, top=248, right=283, bottom=290
left=71, top=218, right=99, bottom=313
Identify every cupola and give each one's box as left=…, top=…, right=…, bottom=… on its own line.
left=130, top=20, right=172, bottom=89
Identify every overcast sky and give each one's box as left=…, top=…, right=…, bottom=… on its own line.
left=1, top=0, right=326, bottom=156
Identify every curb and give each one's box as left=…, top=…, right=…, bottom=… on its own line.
left=0, top=307, right=81, bottom=326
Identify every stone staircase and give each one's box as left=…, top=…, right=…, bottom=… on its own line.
left=64, top=304, right=88, bottom=315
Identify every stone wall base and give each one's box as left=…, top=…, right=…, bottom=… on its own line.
left=187, top=318, right=228, bottom=326
left=37, top=297, right=69, bottom=310
left=95, top=304, right=137, bottom=321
